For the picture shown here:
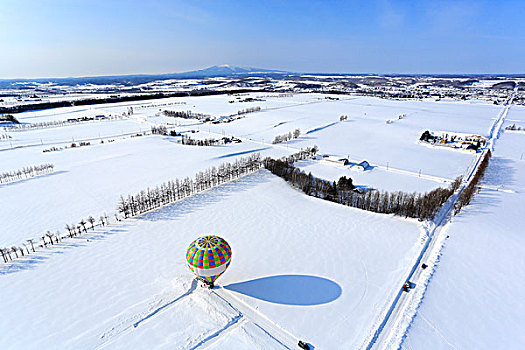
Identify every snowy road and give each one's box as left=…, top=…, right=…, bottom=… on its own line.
left=366, top=88, right=517, bottom=349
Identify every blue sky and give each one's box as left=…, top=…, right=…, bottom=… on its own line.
left=0, top=0, right=524, bottom=78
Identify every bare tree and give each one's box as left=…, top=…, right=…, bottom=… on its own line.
left=26, top=239, right=36, bottom=252
left=79, top=220, right=87, bottom=233
left=45, top=231, right=54, bottom=245
left=87, top=216, right=95, bottom=230
left=65, top=224, right=73, bottom=238
left=0, top=248, right=8, bottom=263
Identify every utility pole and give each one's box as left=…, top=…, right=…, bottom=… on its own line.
left=419, top=169, right=421, bottom=177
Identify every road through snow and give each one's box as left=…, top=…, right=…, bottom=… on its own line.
left=365, top=88, right=517, bottom=350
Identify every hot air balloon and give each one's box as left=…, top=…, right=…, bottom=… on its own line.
left=186, top=235, right=232, bottom=288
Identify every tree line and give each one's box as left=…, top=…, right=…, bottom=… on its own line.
left=0, top=89, right=267, bottom=114
left=181, top=136, right=221, bottom=146
left=151, top=125, right=168, bottom=135
left=505, top=124, right=523, bottom=131
left=1, top=213, right=111, bottom=264
left=1, top=154, right=265, bottom=264
left=7, top=115, right=122, bottom=131
left=272, top=128, right=301, bottom=144
left=163, top=110, right=210, bottom=120
left=117, top=154, right=263, bottom=218
left=0, top=163, right=55, bottom=184
left=455, top=150, right=491, bottom=214
left=237, top=106, right=261, bottom=115
left=0, top=147, right=319, bottom=264
left=0, top=114, right=19, bottom=124
left=264, top=157, right=463, bottom=221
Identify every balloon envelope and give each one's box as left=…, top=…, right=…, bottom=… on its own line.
left=186, top=235, right=232, bottom=284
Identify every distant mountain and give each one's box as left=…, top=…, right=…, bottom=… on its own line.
left=181, top=64, right=288, bottom=77
left=0, top=65, right=290, bottom=88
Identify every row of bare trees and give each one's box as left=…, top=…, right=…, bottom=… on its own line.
left=0, top=163, right=55, bottom=184
left=455, top=150, right=492, bottom=214
left=264, top=157, right=462, bottom=221
left=1, top=214, right=111, bottom=264
left=505, top=124, right=523, bottom=131
left=117, top=154, right=263, bottom=218
left=151, top=125, right=168, bottom=135
left=163, top=110, right=210, bottom=120
left=7, top=115, right=122, bottom=131
left=0, top=133, right=12, bottom=140
left=181, top=136, right=221, bottom=146
left=0, top=114, right=19, bottom=123
left=272, top=129, right=301, bottom=144
left=237, top=106, right=261, bottom=115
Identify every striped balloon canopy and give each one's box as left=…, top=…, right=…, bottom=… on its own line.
left=186, top=235, right=232, bottom=284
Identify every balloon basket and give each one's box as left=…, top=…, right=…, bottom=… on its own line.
left=197, top=277, right=214, bottom=289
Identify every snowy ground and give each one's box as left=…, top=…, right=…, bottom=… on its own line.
left=0, top=135, right=290, bottom=246
left=1, top=93, right=499, bottom=246
left=204, top=95, right=500, bottom=180
left=294, top=159, right=448, bottom=193
left=0, top=92, right=514, bottom=349
left=0, top=171, right=423, bottom=349
left=401, top=116, right=525, bottom=349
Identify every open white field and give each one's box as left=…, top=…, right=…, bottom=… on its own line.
left=0, top=135, right=290, bottom=246
left=401, top=130, right=525, bottom=349
left=294, top=158, right=447, bottom=193
left=0, top=171, right=423, bottom=349
left=1, top=93, right=505, bottom=248
left=2, top=118, right=148, bottom=149
left=202, top=95, right=501, bottom=179
left=505, top=103, right=525, bottom=124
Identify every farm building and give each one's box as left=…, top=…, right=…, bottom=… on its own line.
left=321, top=155, right=349, bottom=166
left=354, top=160, right=371, bottom=171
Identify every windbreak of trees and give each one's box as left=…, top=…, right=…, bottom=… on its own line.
left=455, top=150, right=491, bottom=213
left=272, top=128, right=301, bottom=144
left=117, top=154, right=263, bottom=218
left=0, top=163, right=55, bottom=184
left=0, top=114, right=19, bottom=124
left=7, top=115, right=122, bottom=131
left=264, top=157, right=462, bottom=221
left=1, top=155, right=264, bottom=264
left=163, top=110, right=210, bottom=120
left=0, top=213, right=111, bottom=264
left=151, top=125, right=168, bottom=135
left=505, top=124, right=523, bottom=131
left=181, top=136, right=221, bottom=146
left=237, top=106, right=261, bottom=115
left=0, top=133, right=12, bottom=140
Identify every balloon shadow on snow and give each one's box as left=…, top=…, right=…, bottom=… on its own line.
left=224, top=275, right=342, bottom=306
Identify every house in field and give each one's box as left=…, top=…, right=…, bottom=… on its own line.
left=354, top=160, right=371, bottom=171
left=321, top=155, right=349, bottom=166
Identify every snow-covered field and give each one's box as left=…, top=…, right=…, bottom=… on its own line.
left=1, top=92, right=515, bottom=349
left=0, top=135, right=290, bottom=246
left=2, top=93, right=500, bottom=246
left=0, top=171, right=423, bottom=349
left=401, top=113, right=525, bottom=349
